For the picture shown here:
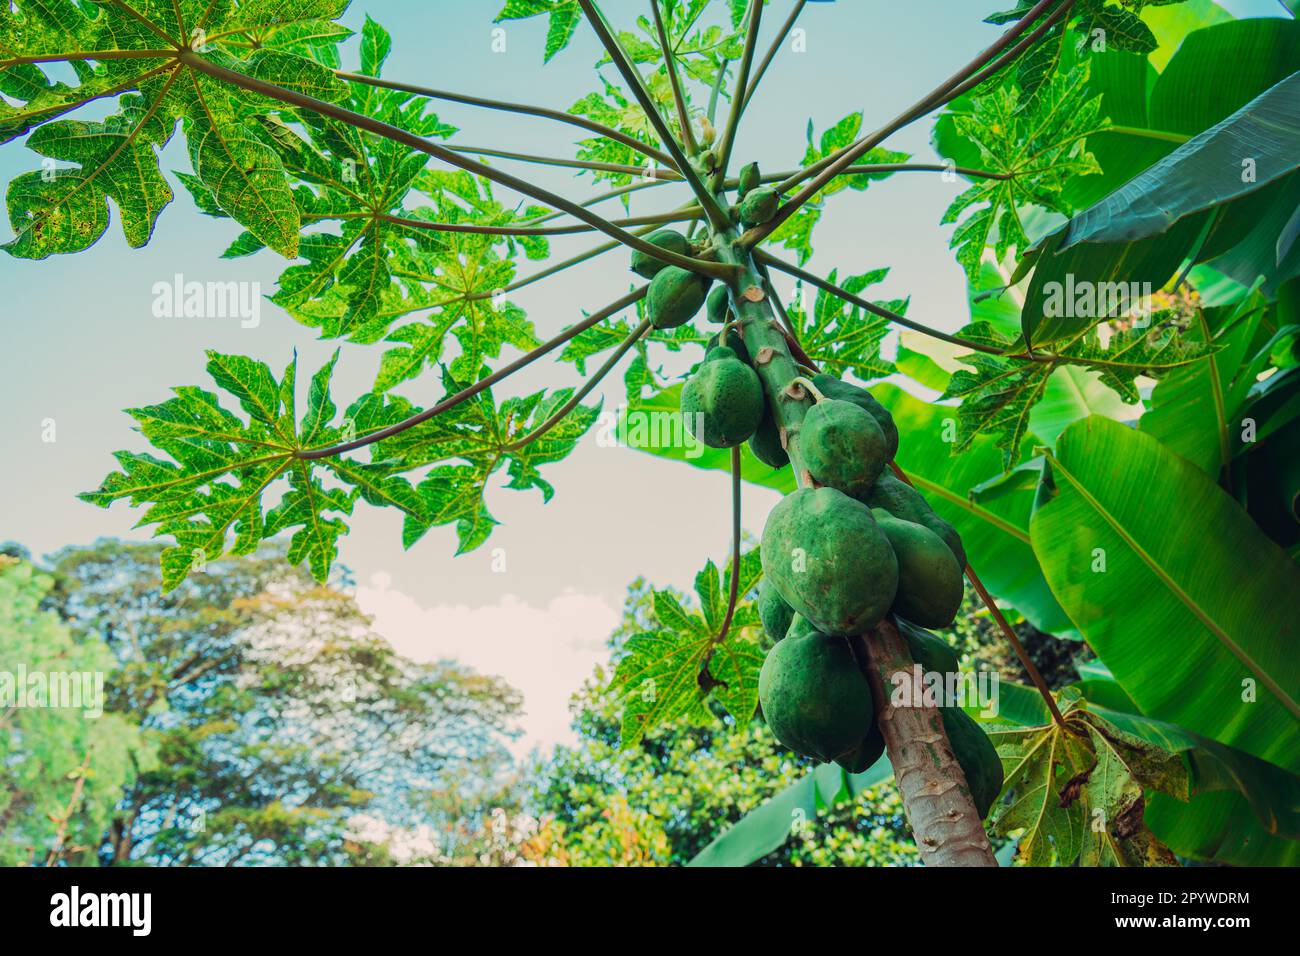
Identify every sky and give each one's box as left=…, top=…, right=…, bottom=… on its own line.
left=0, top=0, right=1282, bottom=755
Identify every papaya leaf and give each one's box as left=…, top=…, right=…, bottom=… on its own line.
left=1, top=0, right=358, bottom=259
left=785, top=267, right=899, bottom=383
left=611, top=552, right=765, bottom=748
left=937, top=65, right=1104, bottom=281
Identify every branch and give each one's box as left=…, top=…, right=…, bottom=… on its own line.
left=762, top=0, right=1071, bottom=223
left=577, top=0, right=730, bottom=231
left=297, top=287, right=647, bottom=460
left=740, top=0, right=805, bottom=112
left=756, top=251, right=1008, bottom=356
left=332, top=69, right=678, bottom=171
left=445, top=143, right=675, bottom=179
left=180, top=51, right=736, bottom=281
left=713, top=446, right=743, bottom=644
left=715, top=0, right=763, bottom=182
left=503, top=318, right=651, bottom=451
left=380, top=206, right=701, bottom=237
left=652, top=0, right=699, bottom=156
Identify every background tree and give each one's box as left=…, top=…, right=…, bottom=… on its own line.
left=0, top=556, right=152, bottom=866
left=43, top=540, right=522, bottom=866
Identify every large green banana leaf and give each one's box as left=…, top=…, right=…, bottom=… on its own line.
left=1031, top=416, right=1300, bottom=774
left=1061, top=69, right=1300, bottom=249
left=686, top=758, right=892, bottom=867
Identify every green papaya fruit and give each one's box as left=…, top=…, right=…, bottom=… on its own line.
left=921, top=512, right=967, bottom=568
left=648, top=265, right=710, bottom=329
left=758, top=579, right=794, bottom=643
left=748, top=400, right=790, bottom=469
left=738, top=161, right=761, bottom=198
left=873, top=512, right=964, bottom=628
left=810, top=373, right=899, bottom=460
left=630, top=228, right=691, bottom=280
left=858, top=470, right=929, bottom=523
left=738, top=186, right=779, bottom=226
left=896, top=618, right=960, bottom=678
left=705, top=327, right=751, bottom=365
left=801, top=397, right=889, bottom=497
left=761, top=487, right=898, bottom=636
left=759, top=629, right=875, bottom=763
left=785, top=613, right=818, bottom=642
left=706, top=284, right=730, bottom=324
left=680, top=349, right=764, bottom=447
left=835, top=725, right=885, bottom=774
left=940, top=705, right=1003, bottom=819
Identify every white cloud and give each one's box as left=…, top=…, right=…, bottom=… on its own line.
left=355, top=574, right=619, bottom=757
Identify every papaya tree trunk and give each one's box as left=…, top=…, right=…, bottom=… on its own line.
left=858, top=620, right=998, bottom=866
left=709, top=207, right=995, bottom=866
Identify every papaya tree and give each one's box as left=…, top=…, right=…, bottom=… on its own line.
left=3, top=0, right=1298, bottom=866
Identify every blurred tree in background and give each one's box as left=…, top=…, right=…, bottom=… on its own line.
left=1, top=540, right=523, bottom=865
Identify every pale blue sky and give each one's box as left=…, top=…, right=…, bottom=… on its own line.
left=0, top=1, right=1281, bottom=749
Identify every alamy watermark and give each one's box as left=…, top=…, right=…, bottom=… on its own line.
left=152, top=273, right=261, bottom=328
left=1041, top=275, right=1154, bottom=326
left=0, top=666, right=104, bottom=719
left=595, top=406, right=707, bottom=459
left=890, top=665, right=1000, bottom=719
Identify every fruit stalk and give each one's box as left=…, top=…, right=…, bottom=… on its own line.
left=709, top=204, right=997, bottom=866
left=856, top=621, right=999, bottom=866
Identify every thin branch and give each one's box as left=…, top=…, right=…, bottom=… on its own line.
left=446, top=143, right=676, bottom=179
left=179, top=52, right=736, bottom=280
left=741, top=0, right=805, bottom=112
left=380, top=207, right=702, bottom=238
left=297, top=287, right=647, bottom=460
left=503, top=318, right=651, bottom=452
left=652, top=0, right=699, bottom=156
left=713, top=446, right=744, bottom=644
left=332, top=69, right=678, bottom=171
left=577, top=0, right=730, bottom=230
left=0, top=49, right=177, bottom=66
left=707, top=56, right=730, bottom=125
left=715, top=0, right=763, bottom=183
left=756, top=251, right=1008, bottom=356
left=768, top=0, right=1070, bottom=204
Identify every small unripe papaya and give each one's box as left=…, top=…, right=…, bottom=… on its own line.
left=858, top=470, right=929, bottom=523
left=758, top=579, right=794, bottom=643
left=873, top=511, right=964, bottom=628
left=630, top=228, right=691, bottom=280
left=648, top=265, right=710, bottom=329
left=759, top=629, right=875, bottom=763
left=811, top=373, right=899, bottom=461
left=748, top=401, right=790, bottom=469
left=835, top=725, right=885, bottom=774
left=706, top=284, right=730, bottom=324
left=897, top=618, right=960, bottom=678
left=922, top=512, right=966, bottom=568
left=680, top=347, right=763, bottom=447
left=941, top=705, right=1003, bottom=819
left=859, top=472, right=965, bottom=567
left=761, top=487, right=898, bottom=636
left=800, top=397, right=889, bottom=497
left=738, top=186, right=778, bottom=226
left=738, top=161, right=761, bottom=198
left=705, top=327, right=751, bottom=365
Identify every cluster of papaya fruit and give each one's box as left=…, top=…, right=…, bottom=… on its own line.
left=628, top=171, right=1001, bottom=820
left=751, top=376, right=1000, bottom=817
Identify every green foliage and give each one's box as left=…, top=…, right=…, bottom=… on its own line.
left=42, top=539, right=522, bottom=865
left=610, top=552, right=764, bottom=748
left=0, top=558, right=151, bottom=865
